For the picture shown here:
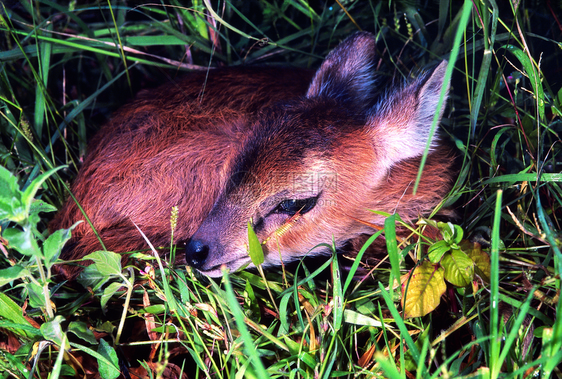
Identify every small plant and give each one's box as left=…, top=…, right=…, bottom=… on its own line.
left=0, top=166, right=128, bottom=378
left=401, top=219, right=491, bottom=318
left=0, top=165, right=74, bottom=320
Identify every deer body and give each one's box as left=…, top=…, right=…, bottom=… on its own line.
left=51, top=32, right=454, bottom=277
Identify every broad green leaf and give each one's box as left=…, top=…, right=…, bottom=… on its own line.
left=453, top=224, right=464, bottom=244
left=0, top=165, right=20, bottom=201
left=68, top=321, right=98, bottom=345
left=427, top=240, right=450, bottom=263
left=438, top=221, right=454, bottom=243
left=20, top=166, right=64, bottom=216
left=401, top=261, right=446, bottom=318
left=97, top=321, right=116, bottom=334
left=78, top=264, right=109, bottom=289
left=42, top=223, right=80, bottom=267
left=28, top=199, right=57, bottom=217
left=42, top=229, right=71, bottom=266
left=76, top=252, right=126, bottom=306
left=332, top=245, right=343, bottom=332
left=0, top=196, right=18, bottom=221
left=3, top=227, right=41, bottom=257
left=26, top=281, right=46, bottom=309
left=384, top=214, right=400, bottom=291
left=0, top=320, right=42, bottom=340
left=100, top=281, right=124, bottom=310
left=247, top=222, right=264, bottom=266
left=442, top=249, right=474, bottom=287
left=27, top=199, right=57, bottom=228
left=40, top=315, right=66, bottom=346
left=0, top=165, right=23, bottom=222
left=97, top=339, right=120, bottom=379
left=83, top=251, right=123, bottom=277
left=0, top=265, right=27, bottom=287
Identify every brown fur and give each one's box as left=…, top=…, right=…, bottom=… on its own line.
left=51, top=32, right=455, bottom=278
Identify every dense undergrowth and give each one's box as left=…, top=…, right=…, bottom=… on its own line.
left=1, top=1, right=561, bottom=378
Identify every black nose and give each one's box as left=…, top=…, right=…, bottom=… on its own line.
left=185, top=239, right=209, bottom=269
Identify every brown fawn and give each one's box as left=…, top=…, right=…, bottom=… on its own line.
left=51, top=32, right=454, bottom=278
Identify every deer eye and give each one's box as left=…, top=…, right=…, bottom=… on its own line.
left=274, top=196, right=318, bottom=215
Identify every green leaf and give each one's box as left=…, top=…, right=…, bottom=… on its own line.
left=437, top=221, right=453, bottom=243
left=97, top=339, right=120, bottom=379
left=442, top=249, right=474, bottom=287
left=40, top=315, right=66, bottom=346
left=78, top=264, right=109, bottom=289
left=298, top=351, right=317, bottom=369
left=437, top=221, right=463, bottom=245
left=28, top=199, right=57, bottom=217
left=243, top=279, right=260, bottom=320
left=0, top=166, right=24, bottom=223
left=42, top=223, right=79, bottom=267
left=27, top=199, right=58, bottom=228
left=20, top=166, right=64, bottom=217
left=247, top=222, right=264, bottom=266
left=142, top=304, right=167, bottom=314
left=3, top=227, right=41, bottom=257
left=68, top=321, right=98, bottom=345
left=101, top=281, right=123, bottom=310
left=0, top=292, right=37, bottom=338
left=453, top=224, right=464, bottom=244
left=427, top=240, right=450, bottom=263
left=0, top=265, right=27, bottom=287
left=0, top=165, right=20, bottom=202
left=26, top=280, right=47, bottom=309
left=401, top=261, right=446, bottom=318
left=0, top=196, right=22, bottom=223
left=83, top=251, right=123, bottom=277
left=343, top=309, right=384, bottom=328
left=77, top=251, right=125, bottom=296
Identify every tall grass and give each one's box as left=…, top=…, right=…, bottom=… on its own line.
left=1, top=1, right=561, bottom=378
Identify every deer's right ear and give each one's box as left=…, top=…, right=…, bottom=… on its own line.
left=368, top=61, right=450, bottom=170
left=306, top=32, right=377, bottom=109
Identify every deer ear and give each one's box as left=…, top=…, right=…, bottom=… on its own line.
left=307, top=32, right=377, bottom=108
left=368, top=61, right=450, bottom=169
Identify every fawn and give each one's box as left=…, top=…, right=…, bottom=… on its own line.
left=51, top=32, right=454, bottom=278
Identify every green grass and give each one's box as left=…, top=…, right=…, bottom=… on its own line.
left=1, top=1, right=561, bottom=378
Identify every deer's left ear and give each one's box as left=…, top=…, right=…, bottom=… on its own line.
left=306, top=32, right=377, bottom=110
left=367, top=61, right=450, bottom=170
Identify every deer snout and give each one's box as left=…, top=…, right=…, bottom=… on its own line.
left=185, top=239, right=210, bottom=269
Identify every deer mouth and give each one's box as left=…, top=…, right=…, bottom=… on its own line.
left=194, top=255, right=254, bottom=278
